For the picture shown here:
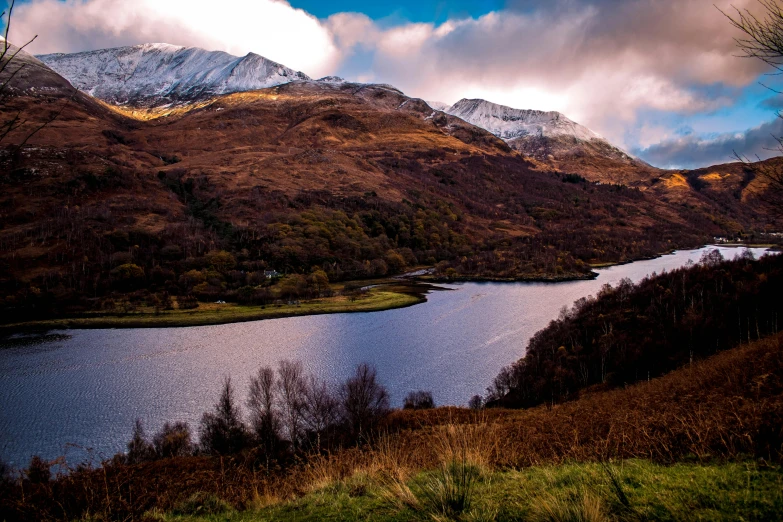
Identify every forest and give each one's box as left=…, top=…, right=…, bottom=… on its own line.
left=0, top=152, right=722, bottom=323
left=488, top=249, right=783, bottom=408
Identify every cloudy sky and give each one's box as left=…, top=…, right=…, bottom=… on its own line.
left=4, top=0, right=783, bottom=169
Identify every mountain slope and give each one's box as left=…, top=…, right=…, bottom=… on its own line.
left=447, top=98, right=601, bottom=142
left=0, top=42, right=78, bottom=97
left=37, top=43, right=311, bottom=107
left=0, top=43, right=775, bottom=321
left=446, top=98, right=659, bottom=185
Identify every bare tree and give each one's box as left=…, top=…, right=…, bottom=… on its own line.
left=468, top=394, right=484, bottom=410
left=302, top=375, right=340, bottom=451
left=0, top=0, right=73, bottom=149
left=247, top=366, right=281, bottom=455
left=724, top=0, right=783, bottom=69
left=0, top=0, right=35, bottom=141
left=723, top=0, right=783, bottom=214
left=275, top=360, right=308, bottom=451
left=25, top=455, right=50, bottom=484
left=403, top=390, right=435, bottom=410
left=340, top=363, right=389, bottom=443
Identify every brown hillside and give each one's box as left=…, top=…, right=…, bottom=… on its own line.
left=3, top=332, right=780, bottom=521
left=0, top=58, right=777, bottom=316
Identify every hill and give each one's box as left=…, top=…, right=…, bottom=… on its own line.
left=489, top=250, right=783, bottom=409
left=0, top=44, right=777, bottom=322
left=3, top=328, right=781, bottom=520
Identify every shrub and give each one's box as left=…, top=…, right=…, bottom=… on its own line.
left=109, top=251, right=133, bottom=266
left=0, top=457, right=10, bottom=484
left=160, top=244, right=183, bottom=259
left=206, top=250, right=236, bottom=273
left=385, top=251, right=407, bottom=273
left=172, top=492, right=231, bottom=516
left=278, top=275, right=307, bottom=300
left=403, top=391, right=435, bottom=410
left=531, top=490, right=605, bottom=522
left=126, top=419, right=154, bottom=464
left=153, top=422, right=193, bottom=459
left=25, top=456, right=51, bottom=484
left=415, top=459, right=481, bottom=519
left=177, top=295, right=199, bottom=310
left=110, top=263, right=145, bottom=290
left=199, top=378, right=249, bottom=455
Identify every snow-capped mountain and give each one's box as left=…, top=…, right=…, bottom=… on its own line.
left=446, top=98, right=601, bottom=142
left=37, top=43, right=311, bottom=107
left=443, top=98, right=654, bottom=183
left=426, top=100, right=450, bottom=112
left=317, top=76, right=347, bottom=84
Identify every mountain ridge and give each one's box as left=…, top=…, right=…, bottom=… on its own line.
left=37, top=43, right=311, bottom=107
left=37, top=42, right=646, bottom=181
left=0, top=41, right=777, bottom=323
left=428, top=97, right=658, bottom=184
left=446, top=98, right=603, bottom=142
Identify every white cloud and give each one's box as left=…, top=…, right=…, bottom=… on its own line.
left=326, top=0, right=768, bottom=149
left=9, top=0, right=340, bottom=77
left=7, top=0, right=776, bottom=164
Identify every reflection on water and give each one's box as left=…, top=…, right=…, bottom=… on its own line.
left=0, top=246, right=772, bottom=467
left=0, top=333, right=72, bottom=349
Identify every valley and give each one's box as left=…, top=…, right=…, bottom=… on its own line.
left=1, top=13, right=783, bottom=519
left=1, top=44, right=779, bottom=329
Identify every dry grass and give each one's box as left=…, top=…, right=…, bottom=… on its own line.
left=530, top=489, right=606, bottom=522
left=3, top=333, right=782, bottom=521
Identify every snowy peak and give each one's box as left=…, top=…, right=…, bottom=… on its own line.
left=318, top=76, right=347, bottom=84
left=37, top=43, right=311, bottom=107
left=426, top=100, right=450, bottom=112
left=446, top=98, right=601, bottom=142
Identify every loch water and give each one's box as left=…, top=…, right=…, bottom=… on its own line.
left=0, top=246, right=773, bottom=467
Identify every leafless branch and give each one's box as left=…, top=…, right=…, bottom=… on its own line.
left=721, top=1, right=783, bottom=216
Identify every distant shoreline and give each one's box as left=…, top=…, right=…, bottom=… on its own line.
left=0, top=286, right=425, bottom=335
left=2, top=244, right=775, bottom=335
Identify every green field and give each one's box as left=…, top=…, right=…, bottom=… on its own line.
left=0, top=288, right=422, bottom=332
left=148, top=460, right=783, bottom=521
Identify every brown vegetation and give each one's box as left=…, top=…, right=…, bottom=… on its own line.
left=2, top=330, right=781, bottom=521
left=489, top=250, right=783, bottom=409
left=1, top=55, right=779, bottom=323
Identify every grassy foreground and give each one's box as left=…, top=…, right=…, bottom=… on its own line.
left=149, top=460, right=783, bottom=521
left=0, top=288, right=422, bottom=331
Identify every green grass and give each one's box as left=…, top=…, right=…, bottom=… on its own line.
left=0, top=289, right=422, bottom=331
left=147, top=460, right=783, bottom=521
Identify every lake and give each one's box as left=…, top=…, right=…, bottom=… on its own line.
left=0, top=246, right=773, bottom=468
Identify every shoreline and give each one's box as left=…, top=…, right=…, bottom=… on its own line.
left=419, top=271, right=599, bottom=284
left=0, top=287, right=425, bottom=335
left=3, top=244, right=773, bottom=334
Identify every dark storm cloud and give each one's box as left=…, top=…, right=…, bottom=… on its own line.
left=636, top=117, right=783, bottom=169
